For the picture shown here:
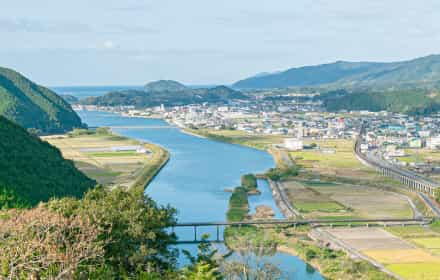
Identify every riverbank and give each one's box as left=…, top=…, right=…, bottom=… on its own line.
left=131, top=142, right=170, bottom=191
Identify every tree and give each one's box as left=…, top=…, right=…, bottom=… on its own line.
left=182, top=234, right=222, bottom=280
left=0, top=206, right=105, bottom=279
left=221, top=228, right=282, bottom=280
left=49, top=186, right=178, bottom=276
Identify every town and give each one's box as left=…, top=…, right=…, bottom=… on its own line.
left=74, top=100, right=440, bottom=179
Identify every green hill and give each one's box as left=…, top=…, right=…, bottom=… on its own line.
left=321, top=89, right=440, bottom=115
left=234, top=54, right=440, bottom=90
left=0, top=116, right=95, bottom=208
left=81, top=81, right=248, bottom=108
left=0, top=67, right=84, bottom=133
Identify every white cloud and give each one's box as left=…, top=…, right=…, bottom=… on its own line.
left=102, top=40, right=115, bottom=49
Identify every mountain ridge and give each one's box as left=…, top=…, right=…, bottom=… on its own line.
left=0, top=67, right=84, bottom=133
left=81, top=81, right=248, bottom=108
left=233, top=54, right=440, bottom=89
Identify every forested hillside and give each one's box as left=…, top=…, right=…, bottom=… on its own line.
left=234, top=54, right=440, bottom=90
left=0, top=67, right=84, bottom=133
left=321, top=89, right=440, bottom=115
left=0, top=116, right=95, bottom=208
left=81, top=81, right=248, bottom=108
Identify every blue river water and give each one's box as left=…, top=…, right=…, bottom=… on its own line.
left=75, top=109, right=323, bottom=279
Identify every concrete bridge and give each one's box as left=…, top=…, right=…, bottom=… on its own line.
left=355, top=130, right=438, bottom=197
left=172, top=218, right=429, bottom=243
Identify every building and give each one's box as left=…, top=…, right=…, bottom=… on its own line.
left=284, top=138, right=303, bottom=151
left=427, top=136, right=440, bottom=150
left=408, top=138, right=423, bottom=148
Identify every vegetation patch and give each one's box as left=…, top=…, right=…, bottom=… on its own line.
left=241, top=174, right=258, bottom=192
left=265, top=166, right=300, bottom=181
left=226, top=187, right=249, bottom=222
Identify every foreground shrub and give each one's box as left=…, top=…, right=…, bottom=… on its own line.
left=0, top=206, right=105, bottom=279
left=0, top=186, right=178, bottom=278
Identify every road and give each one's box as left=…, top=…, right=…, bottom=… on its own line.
left=355, top=128, right=440, bottom=217
left=419, top=192, right=440, bottom=217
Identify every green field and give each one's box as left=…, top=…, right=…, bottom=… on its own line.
left=87, top=151, right=138, bottom=157
left=387, top=263, right=440, bottom=280
left=294, top=201, right=346, bottom=213
left=412, top=238, right=440, bottom=250
left=291, top=139, right=370, bottom=173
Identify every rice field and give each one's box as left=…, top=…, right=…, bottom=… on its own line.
left=325, top=227, right=440, bottom=279
left=386, top=263, right=440, bottom=280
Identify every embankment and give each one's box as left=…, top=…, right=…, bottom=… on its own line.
left=131, top=143, right=170, bottom=191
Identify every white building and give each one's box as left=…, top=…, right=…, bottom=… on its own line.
left=427, top=136, right=440, bottom=150
left=284, top=138, right=303, bottom=151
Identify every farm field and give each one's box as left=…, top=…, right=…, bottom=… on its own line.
left=290, top=139, right=374, bottom=178
left=324, top=227, right=440, bottom=280
left=43, top=130, right=167, bottom=189
left=282, top=180, right=414, bottom=219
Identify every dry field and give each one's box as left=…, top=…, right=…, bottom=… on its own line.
left=282, top=180, right=413, bottom=219
left=44, top=133, right=152, bottom=188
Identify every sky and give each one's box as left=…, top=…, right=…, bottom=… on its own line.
left=1, top=0, right=440, bottom=86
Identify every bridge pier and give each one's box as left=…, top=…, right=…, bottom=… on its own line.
left=194, top=226, right=197, bottom=242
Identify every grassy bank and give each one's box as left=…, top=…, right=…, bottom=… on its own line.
left=184, top=128, right=284, bottom=150
left=131, top=143, right=170, bottom=191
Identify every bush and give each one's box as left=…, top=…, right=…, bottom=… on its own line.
left=95, top=127, right=111, bottom=135
left=0, top=186, right=180, bottom=278
left=305, top=249, right=317, bottom=261
left=266, top=166, right=299, bottom=181
left=241, top=174, right=257, bottom=192
left=68, top=128, right=94, bottom=137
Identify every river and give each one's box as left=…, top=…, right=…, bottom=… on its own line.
left=75, top=109, right=323, bottom=279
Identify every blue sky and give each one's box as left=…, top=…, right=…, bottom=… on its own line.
left=1, top=0, right=440, bottom=86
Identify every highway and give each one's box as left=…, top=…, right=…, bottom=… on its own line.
left=355, top=128, right=440, bottom=217
left=419, top=192, right=440, bottom=217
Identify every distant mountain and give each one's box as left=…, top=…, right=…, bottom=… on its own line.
left=0, top=67, right=84, bottom=133
left=0, top=116, right=95, bottom=208
left=233, top=55, right=440, bottom=90
left=81, top=81, right=248, bottom=108
left=145, top=80, right=189, bottom=92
